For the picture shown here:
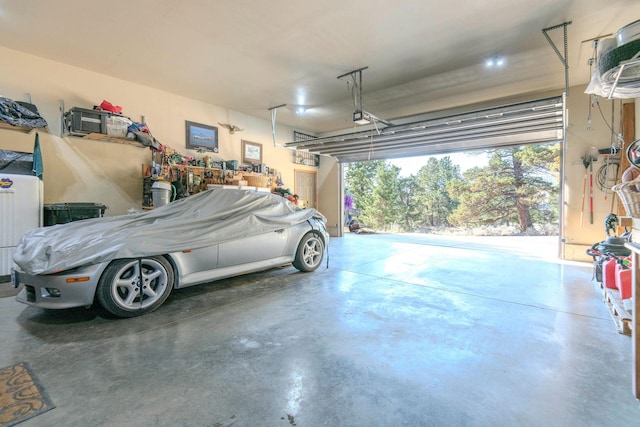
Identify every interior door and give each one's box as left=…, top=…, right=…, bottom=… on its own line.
left=294, top=170, right=317, bottom=209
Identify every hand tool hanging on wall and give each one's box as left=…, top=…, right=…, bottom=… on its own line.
left=587, top=147, right=599, bottom=225
left=150, top=148, right=158, bottom=179
left=604, top=99, right=616, bottom=203
left=581, top=148, right=598, bottom=226
left=580, top=157, right=589, bottom=227
left=589, top=156, right=594, bottom=224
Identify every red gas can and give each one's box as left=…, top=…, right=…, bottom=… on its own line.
left=603, top=258, right=618, bottom=289
left=616, top=265, right=632, bottom=300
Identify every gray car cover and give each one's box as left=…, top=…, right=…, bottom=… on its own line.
left=14, top=188, right=324, bottom=275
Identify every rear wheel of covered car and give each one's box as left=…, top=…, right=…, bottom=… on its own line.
left=96, top=256, right=174, bottom=318
left=292, top=232, right=324, bottom=272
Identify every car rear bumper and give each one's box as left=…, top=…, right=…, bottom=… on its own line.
left=13, top=263, right=108, bottom=309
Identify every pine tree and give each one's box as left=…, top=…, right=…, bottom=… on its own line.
left=398, top=175, right=420, bottom=230
left=368, top=162, right=402, bottom=230
left=448, top=144, right=559, bottom=232
left=413, top=157, right=461, bottom=228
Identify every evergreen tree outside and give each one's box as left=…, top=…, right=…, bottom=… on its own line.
left=397, top=175, right=420, bottom=230
left=448, top=144, right=559, bottom=232
left=413, top=157, right=461, bottom=229
left=368, top=162, right=403, bottom=230
left=344, top=160, right=382, bottom=217
left=344, top=143, right=559, bottom=234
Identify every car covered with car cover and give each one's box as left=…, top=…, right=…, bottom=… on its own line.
left=12, top=187, right=329, bottom=317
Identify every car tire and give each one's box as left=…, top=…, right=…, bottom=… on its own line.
left=96, top=256, right=174, bottom=318
left=599, top=38, right=640, bottom=83
left=292, top=232, right=324, bottom=272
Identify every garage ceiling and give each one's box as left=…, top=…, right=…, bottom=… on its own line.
left=0, top=1, right=638, bottom=147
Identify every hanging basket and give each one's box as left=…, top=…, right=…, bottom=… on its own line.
left=613, top=178, right=640, bottom=217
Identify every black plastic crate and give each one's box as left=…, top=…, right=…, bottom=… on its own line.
left=44, top=203, right=107, bottom=226
left=64, top=107, right=107, bottom=135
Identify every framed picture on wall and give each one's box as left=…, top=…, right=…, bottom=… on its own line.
left=185, top=120, right=219, bottom=152
left=242, top=140, right=262, bottom=164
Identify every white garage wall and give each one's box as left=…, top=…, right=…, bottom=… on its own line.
left=0, top=46, right=326, bottom=220
left=562, top=86, right=633, bottom=261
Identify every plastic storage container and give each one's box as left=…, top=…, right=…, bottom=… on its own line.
left=105, top=115, right=131, bottom=137
left=44, top=202, right=107, bottom=226
left=64, top=107, right=108, bottom=135
left=151, top=181, right=174, bottom=207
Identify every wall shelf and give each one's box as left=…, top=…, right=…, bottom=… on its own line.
left=68, top=132, right=146, bottom=148
left=0, top=121, right=34, bottom=133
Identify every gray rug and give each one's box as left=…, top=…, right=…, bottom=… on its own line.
left=0, top=281, right=18, bottom=299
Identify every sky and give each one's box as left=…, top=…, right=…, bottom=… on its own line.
left=389, top=151, right=489, bottom=177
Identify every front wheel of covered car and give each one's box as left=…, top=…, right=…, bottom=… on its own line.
left=96, top=256, right=174, bottom=317
left=292, top=232, right=324, bottom=272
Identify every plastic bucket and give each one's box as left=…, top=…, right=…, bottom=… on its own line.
left=151, top=181, right=172, bottom=207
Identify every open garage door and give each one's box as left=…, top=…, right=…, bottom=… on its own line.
left=285, top=96, right=564, bottom=163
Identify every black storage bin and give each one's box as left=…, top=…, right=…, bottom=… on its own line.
left=64, top=107, right=108, bottom=135
left=44, top=203, right=107, bottom=226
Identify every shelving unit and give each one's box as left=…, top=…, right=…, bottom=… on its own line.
left=293, top=150, right=319, bottom=166
left=166, top=164, right=226, bottom=193
left=69, top=132, right=146, bottom=148
left=0, top=122, right=33, bottom=133
left=62, top=105, right=151, bottom=148
left=607, top=57, right=640, bottom=99
left=625, top=237, right=640, bottom=398
left=141, top=163, right=274, bottom=207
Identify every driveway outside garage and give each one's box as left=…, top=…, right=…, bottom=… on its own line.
left=372, top=232, right=560, bottom=259
left=1, top=233, right=638, bottom=426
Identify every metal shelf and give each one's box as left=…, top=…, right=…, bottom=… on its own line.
left=607, top=56, right=640, bottom=99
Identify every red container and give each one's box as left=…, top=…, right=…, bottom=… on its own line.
left=603, top=258, right=618, bottom=289
left=617, top=267, right=632, bottom=300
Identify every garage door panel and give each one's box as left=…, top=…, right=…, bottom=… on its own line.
left=310, top=121, right=563, bottom=155
left=285, top=96, right=564, bottom=162
left=334, top=131, right=564, bottom=163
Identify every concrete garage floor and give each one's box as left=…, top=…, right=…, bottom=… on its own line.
left=2, top=233, right=640, bottom=426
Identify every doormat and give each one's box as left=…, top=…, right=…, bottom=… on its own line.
left=0, top=362, right=55, bottom=426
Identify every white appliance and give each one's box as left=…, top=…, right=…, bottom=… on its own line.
left=0, top=174, right=43, bottom=277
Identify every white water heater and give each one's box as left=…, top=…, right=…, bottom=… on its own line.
left=0, top=174, right=43, bottom=276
